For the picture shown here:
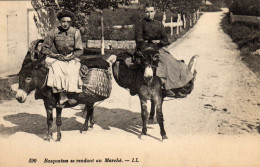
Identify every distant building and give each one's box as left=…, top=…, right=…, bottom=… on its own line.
left=0, top=1, right=41, bottom=74
left=204, top=0, right=213, bottom=11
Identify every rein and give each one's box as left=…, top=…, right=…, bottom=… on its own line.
left=30, top=55, right=48, bottom=89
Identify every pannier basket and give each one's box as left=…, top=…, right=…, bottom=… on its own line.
left=81, top=68, right=112, bottom=104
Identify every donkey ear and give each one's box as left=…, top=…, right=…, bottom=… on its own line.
left=153, top=54, right=160, bottom=61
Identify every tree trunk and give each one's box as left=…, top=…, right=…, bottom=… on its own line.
left=101, top=10, right=105, bottom=55
left=31, top=0, right=59, bottom=37
left=170, top=16, right=173, bottom=36
left=162, top=11, right=166, bottom=26
left=183, top=14, right=186, bottom=29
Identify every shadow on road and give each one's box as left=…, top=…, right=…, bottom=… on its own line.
left=0, top=106, right=161, bottom=141
left=76, top=106, right=161, bottom=141
left=0, top=113, right=82, bottom=139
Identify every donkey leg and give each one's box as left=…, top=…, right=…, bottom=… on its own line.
left=88, top=104, right=95, bottom=128
left=155, top=99, right=168, bottom=140
left=81, top=105, right=89, bottom=132
left=140, top=99, right=148, bottom=135
left=148, top=100, right=155, bottom=124
left=44, top=103, right=54, bottom=141
left=56, top=107, right=62, bottom=142
left=81, top=104, right=94, bottom=133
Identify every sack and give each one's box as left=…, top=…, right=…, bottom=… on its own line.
left=113, top=60, right=138, bottom=91
left=81, top=68, right=112, bottom=103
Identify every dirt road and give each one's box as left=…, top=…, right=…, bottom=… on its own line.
left=1, top=10, right=260, bottom=167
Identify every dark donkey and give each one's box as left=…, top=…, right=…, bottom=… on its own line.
left=110, top=44, right=198, bottom=140
left=16, top=54, right=109, bottom=141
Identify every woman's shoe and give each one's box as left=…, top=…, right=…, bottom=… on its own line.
left=59, top=92, right=68, bottom=105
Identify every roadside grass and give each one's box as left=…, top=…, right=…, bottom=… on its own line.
left=0, top=76, right=18, bottom=103
left=221, top=14, right=260, bottom=77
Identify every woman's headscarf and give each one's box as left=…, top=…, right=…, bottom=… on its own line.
left=28, top=39, right=44, bottom=61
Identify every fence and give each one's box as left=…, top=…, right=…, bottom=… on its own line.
left=162, top=9, right=200, bottom=36
left=88, top=10, right=201, bottom=50
left=230, top=12, right=260, bottom=25
left=112, top=10, right=201, bottom=35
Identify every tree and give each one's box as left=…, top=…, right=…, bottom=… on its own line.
left=31, top=0, right=131, bottom=55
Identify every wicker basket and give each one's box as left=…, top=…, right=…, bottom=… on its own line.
left=81, top=68, right=112, bottom=104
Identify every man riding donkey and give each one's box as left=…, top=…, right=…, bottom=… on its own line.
left=129, top=3, right=198, bottom=97
left=41, top=10, right=83, bottom=107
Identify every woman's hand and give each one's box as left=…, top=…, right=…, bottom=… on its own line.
left=63, top=54, right=76, bottom=61
left=56, top=54, right=66, bottom=61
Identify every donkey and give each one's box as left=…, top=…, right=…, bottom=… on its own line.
left=110, top=45, right=198, bottom=140
left=109, top=46, right=167, bottom=140
left=16, top=56, right=109, bottom=141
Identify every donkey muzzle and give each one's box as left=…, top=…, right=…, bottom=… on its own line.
left=16, top=89, right=28, bottom=103
left=144, top=66, right=153, bottom=78
left=144, top=66, right=154, bottom=83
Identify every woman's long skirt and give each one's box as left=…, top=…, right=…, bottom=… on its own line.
left=45, top=57, right=82, bottom=93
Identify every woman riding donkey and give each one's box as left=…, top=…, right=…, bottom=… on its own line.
left=131, top=3, right=198, bottom=97
left=41, top=10, right=83, bottom=107
left=16, top=10, right=112, bottom=141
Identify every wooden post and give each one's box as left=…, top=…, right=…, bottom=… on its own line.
left=162, top=11, right=166, bottom=26
left=178, top=14, right=182, bottom=32
left=193, top=12, right=196, bottom=24
left=170, top=16, right=173, bottom=36
left=230, top=12, right=234, bottom=24
left=183, top=14, right=186, bottom=29
left=176, top=14, right=179, bottom=35
left=190, top=14, right=192, bottom=27
left=101, top=10, right=105, bottom=55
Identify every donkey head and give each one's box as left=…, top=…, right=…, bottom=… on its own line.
left=16, top=58, right=39, bottom=103
left=138, top=43, right=160, bottom=82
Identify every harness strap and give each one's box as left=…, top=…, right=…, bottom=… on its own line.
left=41, top=74, right=48, bottom=89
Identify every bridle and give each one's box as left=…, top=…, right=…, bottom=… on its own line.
left=20, top=55, right=47, bottom=90
left=137, top=51, right=159, bottom=83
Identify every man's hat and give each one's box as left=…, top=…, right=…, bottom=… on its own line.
left=57, top=10, right=75, bottom=21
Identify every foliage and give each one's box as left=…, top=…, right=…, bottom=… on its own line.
left=139, top=0, right=202, bottom=14
left=31, top=0, right=131, bottom=35
left=85, top=8, right=179, bottom=40
left=200, top=3, right=221, bottom=12
left=228, top=0, right=259, bottom=16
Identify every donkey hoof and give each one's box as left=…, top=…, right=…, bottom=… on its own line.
left=56, top=138, right=61, bottom=142
left=80, top=127, right=88, bottom=133
left=140, top=133, right=148, bottom=140
left=141, top=131, right=147, bottom=135
left=44, top=137, right=51, bottom=142
left=44, top=134, right=53, bottom=141
left=89, top=124, right=94, bottom=128
left=162, top=135, right=168, bottom=140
